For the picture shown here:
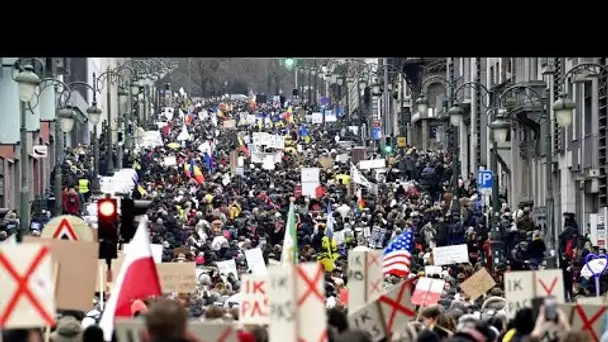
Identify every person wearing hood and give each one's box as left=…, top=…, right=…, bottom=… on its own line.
left=50, top=316, right=83, bottom=342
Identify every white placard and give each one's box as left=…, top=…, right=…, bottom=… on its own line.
left=311, top=112, right=323, bottom=124
left=301, top=183, right=319, bottom=197
left=325, top=113, right=337, bottom=122
left=262, top=155, right=275, bottom=170
left=163, top=156, right=177, bottom=166
left=239, top=274, right=269, bottom=325
left=301, top=168, right=320, bottom=183
left=245, top=248, right=267, bottom=275
left=216, top=259, right=239, bottom=279
left=504, top=270, right=565, bottom=318
left=347, top=250, right=383, bottom=311
left=268, top=266, right=297, bottom=342
left=123, top=243, right=164, bottom=263
left=252, top=132, right=263, bottom=146
left=425, top=265, right=443, bottom=276
left=359, top=159, right=386, bottom=170
left=268, top=135, right=285, bottom=150
left=432, top=244, right=469, bottom=265
left=260, top=133, right=271, bottom=146
left=348, top=302, right=386, bottom=342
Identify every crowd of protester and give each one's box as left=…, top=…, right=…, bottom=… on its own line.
left=0, top=92, right=606, bottom=342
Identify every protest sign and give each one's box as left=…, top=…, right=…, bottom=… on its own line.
left=244, top=248, right=267, bottom=275
left=239, top=274, right=269, bottom=324
left=268, top=263, right=327, bottom=342
left=348, top=301, right=386, bottom=342
left=505, top=270, right=564, bottom=318
left=411, top=277, right=445, bottom=307
left=24, top=237, right=98, bottom=312
left=0, top=243, right=56, bottom=328
left=156, top=262, right=197, bottom=293
left=432, top=244, right=469, bottom=265
left=459, top=268, right=496, bottom=301
left=216, top=259, right=239, bottom=280
left=378, top=280, right=416, bottom=336
left=347, top=250, right=383, bottom=311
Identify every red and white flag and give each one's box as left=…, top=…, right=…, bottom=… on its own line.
left=411, top=277, right=445, bottom=307
left=99, top=218, right=162, bottom=341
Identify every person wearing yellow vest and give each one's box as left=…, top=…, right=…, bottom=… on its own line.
left=78, top=178, right=90, bottom=201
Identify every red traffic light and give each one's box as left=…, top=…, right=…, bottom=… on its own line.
left=98, top=198, right=117, bottom=219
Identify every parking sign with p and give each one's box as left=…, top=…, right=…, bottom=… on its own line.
left=477, top=170, right=493, bottom=195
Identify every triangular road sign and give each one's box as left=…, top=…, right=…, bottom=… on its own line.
left=52, top=218, right=79, bottom=240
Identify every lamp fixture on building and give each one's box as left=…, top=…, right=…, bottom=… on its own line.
left=416, top=94, right=428, bottom=115
left=488, top=109, right=510, bottom=144
left=14, top=64, right=41, bottom=102
left=86, top=102, right=102, bottom=126
left=552, top=93, right=576, bottom=128
left=57, top=106, right=76, bottom=133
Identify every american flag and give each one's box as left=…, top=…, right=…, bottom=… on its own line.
left=383, top=228, right=414, bottom=277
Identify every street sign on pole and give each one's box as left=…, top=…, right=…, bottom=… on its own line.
left=396, top=137, right=406, bottom=148
left=372, top=127, right=382, bottom=141
left=477, top=170, right=493, bottom=196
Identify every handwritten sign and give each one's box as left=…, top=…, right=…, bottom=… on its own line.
left=240, top=274, right=269, bottom=324
left=505, top=270, right=564, bottom=318
left=432, top=244, right=469, bottom=265
left=156, top=262, right=196, bottom=293
left=268, top=266, right=296, bottom=342
left=459, top=268, right=496, bottom=301
left=348, top=301, right=386, bottom=342
left=347, top=250, right=383, bottom=311
left=268, top=263, right=327, bottom=342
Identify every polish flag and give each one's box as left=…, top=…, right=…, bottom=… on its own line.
left=99, top=218, right=162, bottom=341
left=411, top=277, right=445, bottom=307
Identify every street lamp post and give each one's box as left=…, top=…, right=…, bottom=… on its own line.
left=358, top=79, right=368, bottom=147
left=299, top=67, right=305, bottom=103
left=95, top=68, right=125, bottom=176
left=382, top=58, right=390, bottom=136
left=311, top=68, right=318, bottom=108
left=13, top=63, right=41, bottom=239
left=551, top=63, right=605, bottom=257
left=13, top=63, right=98, bottom=219
left=86, top=94, right=102, bottom=177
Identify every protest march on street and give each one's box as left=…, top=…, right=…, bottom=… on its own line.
left=0, top=57, right=607, bottom=342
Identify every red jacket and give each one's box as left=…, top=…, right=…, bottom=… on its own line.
left=483, top=239, right=492, bottom=270
left=63, top=192, right=80, bottom=215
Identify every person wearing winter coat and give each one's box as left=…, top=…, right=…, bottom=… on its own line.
left=62, top=188, right=80, bottom=215
left=528, top=231, right=546, bottom=269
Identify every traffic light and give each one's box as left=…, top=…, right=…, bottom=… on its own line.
left=97, top=197, right=118, bottom=259
left=383, top=136, right=393, bottom=155
left=120, top=198, right=153, bottom=242
left=284, top=58, right=295, bottom=69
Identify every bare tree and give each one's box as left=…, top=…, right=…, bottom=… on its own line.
left=166, top=58, right=294, bottom=97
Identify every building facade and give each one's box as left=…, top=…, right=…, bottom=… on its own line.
left=408, top=57, right=608, bottom=236
left=0, top=57, right=113, bottom=210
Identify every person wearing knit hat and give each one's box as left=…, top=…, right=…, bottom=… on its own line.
left=50, top=316, right=82, bottom=342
